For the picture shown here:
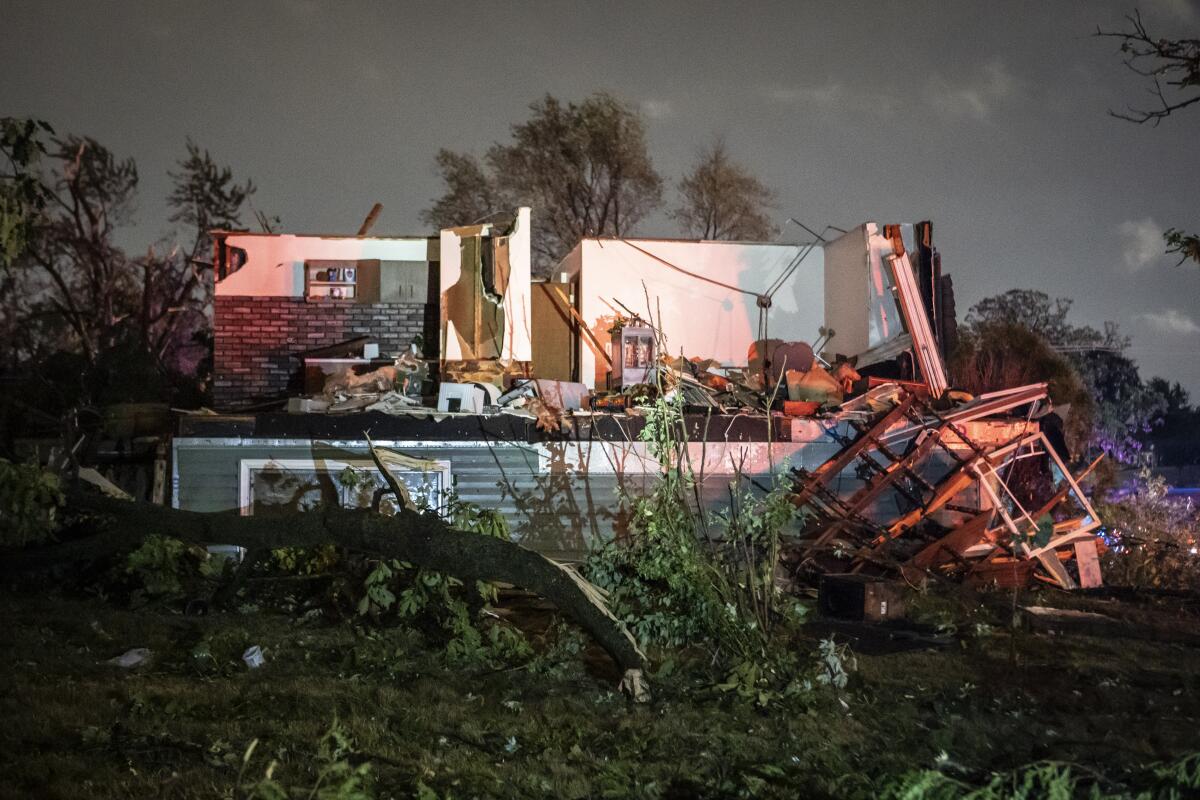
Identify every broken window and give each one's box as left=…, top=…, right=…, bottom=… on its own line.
left=215, top=238, right=248, bottom=280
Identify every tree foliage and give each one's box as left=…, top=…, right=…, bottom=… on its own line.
left=964, top=288, right=1126, bottom=350
left=1164, top=227, right=1200, bottom=266
left=0, top=123, right=256, bottom=415
left=950, top=319, right=1096, bottom=453
left=1099, top=468, right=1199, bottom=591
left=0, top=458, right=62, bottom=548
left=1142, top=378, right=1200, bottom=465
left=671, top=139, right=776, bottom=240
left=420, top=150, right=501, bottom=234
left=958, top=289, right=1165, bottom=463
left=168, top=138, right=255, bottom=248
left=0, top=118, right=54, bottom=268
left=422, top=92, right=663, bottom=275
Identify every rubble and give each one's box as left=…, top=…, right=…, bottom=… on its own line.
left=106, top=648, right=151, bottom=668
left=197, top=211, right=1107, bottom=593
left=781, top=383, right=1107, bottom=590
left=242, top=645, right=265, bottom=669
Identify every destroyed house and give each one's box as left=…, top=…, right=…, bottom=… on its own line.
left=176, top=212, right=1103, bottom=589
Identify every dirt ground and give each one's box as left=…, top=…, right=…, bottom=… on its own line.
left=2, top=585, right=1199, bottom=799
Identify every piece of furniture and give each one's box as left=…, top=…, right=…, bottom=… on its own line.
left=304, top=260, right=381, bottom=302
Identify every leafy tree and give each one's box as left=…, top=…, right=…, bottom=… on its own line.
left=1098, top=467, right=1199, bottom=590
left=421, top=150, right=502, bottom=234
left=1164, top=227, right=1200, bottom=266
left=959, top=289, right=1165, bottom=463
left=156, top=140, right=256, bottom=387
left=0, top=118, right=54, bottom=268
left=1142, top=378, right=1200, bottom=465
left=15, top=134, right=141, bottom=365
left=422, top=92, right=663, bottom=275
left=1097, top=11, right=1199, bottom=265
left=0, top=125, right=255, bottom=414
left=950, top=320, right=1096, bottom=454
left=671, top=139, right=776, bottom=240
left=964, top=289, right=1121, bottom=349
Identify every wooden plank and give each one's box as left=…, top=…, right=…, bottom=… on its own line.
left=531, top=283, right=577, bottom=382
left=911, top=511, right=992, bottom=569
left=1022, top=605, right=1200, bottom=646
left=844, top=428, right=943, bottom=513
left=888, top=252, right=948, bottom=398
left=886, top=466, right=976, bottom=538
left=1040, top=433, right=1102, bottom=525
left=1035, top=549, right=1076, bottom=589
left=1027, top=523, right=1103, bottom=558
left=1074, top=538, right=1103, bottom=589
left=152, top=441, right=168, bottom=506
left=789, top=395, right=916, bottom=510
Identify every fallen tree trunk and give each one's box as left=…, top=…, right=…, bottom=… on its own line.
left=10, top=491, right=647, bottom=683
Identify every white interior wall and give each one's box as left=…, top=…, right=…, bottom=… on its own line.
left=823, top=222, right=915, bottom=360
left=823, top=224, right=870, bottom=358
left=215, top=234, right=434, bottom=296
left=565, top=238, right=825, bottom=389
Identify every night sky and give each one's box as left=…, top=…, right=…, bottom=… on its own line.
left=3, top=1, right=1197, bottom=393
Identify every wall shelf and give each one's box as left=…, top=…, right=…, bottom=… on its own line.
left=303, top=259, right=380, bottom=303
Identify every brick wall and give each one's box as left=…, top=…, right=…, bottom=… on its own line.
left=213, top=296, right=438, bottom=410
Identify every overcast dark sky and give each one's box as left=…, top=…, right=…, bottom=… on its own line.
left=3, top=0, right=1198, bottom=393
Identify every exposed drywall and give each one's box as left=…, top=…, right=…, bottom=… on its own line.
left=216, top=234, right=435, bottom=297
left=439, top=207, right=532, bottom=362
left=561, top=238, right=824, bottom=390
left=822, top=223, right=911, bottom=363
left=823, top=225, right=871, bottom=359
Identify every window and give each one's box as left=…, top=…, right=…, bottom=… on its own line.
left=238, top=458, right=451, bottom=516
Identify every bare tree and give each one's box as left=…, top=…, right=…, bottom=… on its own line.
left=422, top=92, right=663, bottom=275
left=1097, top=10, right=1200, bottom=124
left=671, top=139, right=776, bottom=241
left=1097, top=10, right=1199, bottom=266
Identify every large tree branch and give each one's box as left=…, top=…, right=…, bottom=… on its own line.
left=11, top=492, right=648, bottom=682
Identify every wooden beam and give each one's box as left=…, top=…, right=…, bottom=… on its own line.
left=911, top=511, right=993, bottom=570
left=356, top=203, right=383, bottom=236
left=789, top=394, right=916, bottom=510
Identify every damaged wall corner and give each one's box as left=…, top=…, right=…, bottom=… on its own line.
left=439, top=207, right=532, bottom=364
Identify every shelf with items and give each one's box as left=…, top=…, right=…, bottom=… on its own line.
left=307, top=286, right=357, bottom=300
left=303, top=259, right=381, bottom=303
left=305, top=262, right=359, bottom=300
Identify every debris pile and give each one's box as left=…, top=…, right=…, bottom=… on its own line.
left=782, top=382, right=1106, bottom=590
left=202, top=212, right=1109, bottom=597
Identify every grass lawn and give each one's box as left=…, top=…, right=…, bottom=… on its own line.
left=2, top=587, right=1199, bottom=799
